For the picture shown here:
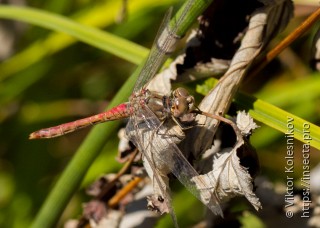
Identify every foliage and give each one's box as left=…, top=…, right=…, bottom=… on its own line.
left=0, top=0, right=319, bottom=227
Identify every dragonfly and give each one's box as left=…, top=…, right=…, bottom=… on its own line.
left=29, top=4, right=242, bottom=227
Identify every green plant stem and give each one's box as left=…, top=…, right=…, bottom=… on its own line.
left=169, top=0, right=212, bottom=36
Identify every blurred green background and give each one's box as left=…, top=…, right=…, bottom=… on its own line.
left=0, top=0, right=319, bottom=227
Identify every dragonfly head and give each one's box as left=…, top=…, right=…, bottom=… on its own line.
left=171, top=87, right=195, bottom=118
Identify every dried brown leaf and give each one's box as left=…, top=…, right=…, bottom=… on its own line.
left=146, top=195, right=170, bottom=215
left=83, top=200, right=108, bottom=223
left=90, top=210, right=123, bottom=228
left=192, top=138, right=261, bottom=211
left=234, top=110, right=259, bottom=136
left=183, top=0, right=293, bottom=159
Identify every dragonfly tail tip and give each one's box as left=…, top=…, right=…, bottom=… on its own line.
left=29, top=132, right=39, bottom=140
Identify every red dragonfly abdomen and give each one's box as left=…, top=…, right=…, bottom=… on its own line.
left=29, top=103, right=131, bottom=139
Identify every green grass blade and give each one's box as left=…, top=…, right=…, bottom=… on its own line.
left=169, top=0, right=212, bottom=36
left=0, top=4, right=149, bottom=81
left=197, top=77, right=320, bottom=150
left=235, top=92, right=320, bottom=150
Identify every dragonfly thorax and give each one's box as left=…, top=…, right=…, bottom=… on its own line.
left=145, top=92, right=171, bottom=120
left=138, top=88, right=196, bottom=124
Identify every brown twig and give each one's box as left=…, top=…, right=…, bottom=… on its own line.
left=98, top=148, right=143, bottom=208
left=77, top=150, right=140, bottom=227
left=97, top=148, right=139, bottom=199
left=107, top=176, right=143, bottom=208
left=245, top=7, right=320, bottom=83
left=193, top=109, right=243, bottom=142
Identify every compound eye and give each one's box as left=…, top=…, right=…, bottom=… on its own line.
left=174, top=87, right=189, bottom=98
left=172, top=97, right=188, bottom=118
left=186, top=95, right=195, bottom=107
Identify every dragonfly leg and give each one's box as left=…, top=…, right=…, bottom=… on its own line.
left=193, top=109, right=243, bottom=141
left=171, top=116, right=195, bottom=130
left=152, top=118, right=186, bottom=141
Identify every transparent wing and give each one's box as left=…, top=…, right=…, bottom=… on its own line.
left=132, top=7, right=176, bottom=92
left=126, top=1, right=223, bottom=223
left=126, top=111, right=179, bottom=227
left=132, top=1, right=194, bottom=92
left=126, top=103, right=223, bottom=216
